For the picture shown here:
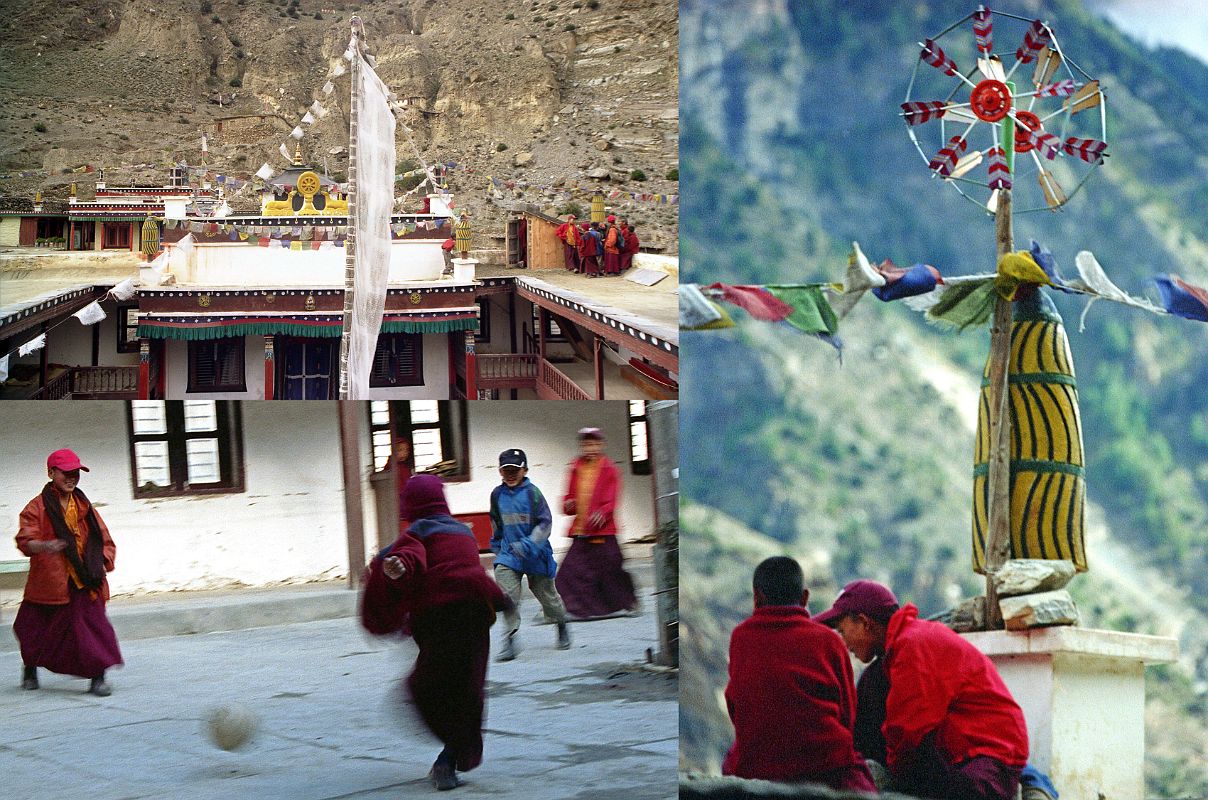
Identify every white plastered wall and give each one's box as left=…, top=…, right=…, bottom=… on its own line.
left=0, top=401, right=357, bottom=595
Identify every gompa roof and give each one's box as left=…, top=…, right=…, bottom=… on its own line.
left=267, top=164, right=342, bottom=192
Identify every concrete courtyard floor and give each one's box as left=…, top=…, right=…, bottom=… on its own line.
left=0, top=563, right=677, bottom=800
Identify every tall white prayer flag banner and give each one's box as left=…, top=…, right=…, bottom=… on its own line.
left=0, top=355, right=8, bottom=382
left=73, top=301, right=107, bottom=326
left=344, top=44, right=397, bottom=399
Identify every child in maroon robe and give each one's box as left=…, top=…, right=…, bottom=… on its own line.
left=722, top=557, right=876, bottom=792
left=15, top=449, right=122, bottom=697
left=361, top=474, right=512, bottom=791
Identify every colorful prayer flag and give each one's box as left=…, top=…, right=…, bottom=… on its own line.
left=1153, top=275, right=1208, bottom=322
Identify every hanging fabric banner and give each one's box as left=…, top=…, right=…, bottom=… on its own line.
left=110, top=278, right=137, bottom=300
left=0, top=355, right=7, bottom=382
left=18, top=334, right=47, bottom=357
left=73, top=301, right=107, bottom=326
left=345, top=41, right=398, bottom=399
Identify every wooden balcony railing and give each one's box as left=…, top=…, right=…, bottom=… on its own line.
left=475, top=354, right=591, bottom=400
left=477, top=353, right=538, bottom=384
left=28, top=371, right=71, bottom=400
left=71, top=366, right=138, bottom=398
left=538, top=359, right=592, bottom=401
left=26, top=366, right=138, bottom=399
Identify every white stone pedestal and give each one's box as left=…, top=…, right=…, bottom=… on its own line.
left=964, top=627, right=1178, bottom=800
left=452, top=257, right=477, bottom=283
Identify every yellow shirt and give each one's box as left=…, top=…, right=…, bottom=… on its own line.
left=572, top=459, right=602, bottom=535
left=62, top=493, right=87, bottom=590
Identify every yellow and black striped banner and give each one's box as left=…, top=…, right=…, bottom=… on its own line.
left=973, top=290, right=1087, bottom=573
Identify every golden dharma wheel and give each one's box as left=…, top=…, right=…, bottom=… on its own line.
left=296, top=171, right=321, bottom=198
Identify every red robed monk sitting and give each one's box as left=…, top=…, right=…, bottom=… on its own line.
left=361, top=474, right=513, bottom=791
left=815, top=580, right=1028, bottom=800
left=722, top=556, right=876, bottom=792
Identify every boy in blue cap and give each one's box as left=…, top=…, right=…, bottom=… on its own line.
left=489, top=448, right=571, bottom=661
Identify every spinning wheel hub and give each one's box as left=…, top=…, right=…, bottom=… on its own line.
left=970, top=80, right=1012, bottom=122
left=1013, top=110, right=1041, bottom=153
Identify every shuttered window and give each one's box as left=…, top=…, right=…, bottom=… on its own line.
left=127, top=401, right=244, bottom=497
left=369, top=333, right=424, bottom=387
left=187, top=338, right=246, bottom=393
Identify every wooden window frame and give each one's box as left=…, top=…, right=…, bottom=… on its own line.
left=102, top=222, right=131, bottom=250
left=369, top=333, right=425, bottom=388
left=369, top=401, right=471, bottom=483
left=187, top=337, right=247, bottom=393
left=629, top=400, right=651, bottom=475
left=116, top=303, right=141, bottom=354
left=126, top=401, right=245, bottom=498
left=475, top=299, right=491, bottom=344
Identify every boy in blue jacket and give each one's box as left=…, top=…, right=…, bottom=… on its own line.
left=490, top=448, right=572, bottom=661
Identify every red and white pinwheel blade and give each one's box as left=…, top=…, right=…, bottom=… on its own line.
left=986, top=146, right=1012, bottom=190
left=901, top=101, right=949, bottom=126
left=1063, top=137, right=1108, bottom=164
left=1015, top=19, right=1051, bottom=64
left=974, top=5, right=993, bottom=55
left=929, top=135, right=969, bottom=176
left=921, top=38, right=960, bottom=76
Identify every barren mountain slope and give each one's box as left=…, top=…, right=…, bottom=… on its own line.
left=0, top=0, right=678, bottom=250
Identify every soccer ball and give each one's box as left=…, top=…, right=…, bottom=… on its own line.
left=205, top=703, right=258, bottom=751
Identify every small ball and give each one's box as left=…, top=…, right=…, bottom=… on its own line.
left=205, top=704, right=258, bottom=751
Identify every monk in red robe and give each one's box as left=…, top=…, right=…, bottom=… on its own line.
left=361, top=475, right=512, bottom=791
left=554, top=428, right=637, bottom=618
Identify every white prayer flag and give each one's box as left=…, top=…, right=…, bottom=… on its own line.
left=279, top=142, right=292, bottom=160
left=290, top=126, right=304, bottom=140
left=18, top=334, right=46, bottom=357
left=309, top=100, right=323, bottom=116
left=201, top=134, right=208, bottom=153
left=343, top=46, right=355, bottom=61
left=301, top=112, right=316, bottom=125
left=256, top=163, right=275, bottom=180
left=148, top=250, right=169, bottom=274
left=343, top=50, right=397, bottom=399
left=330, top=63, right=346, bottom=78
left=110, top=278, right=137, bottom=300
left=74, top=301, right=107, bottom=326
left=0, top=355, right=8, bottom=383
left=322, top=80, right=334, bottom=95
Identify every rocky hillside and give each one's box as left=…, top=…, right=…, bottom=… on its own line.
left=680, top=0, right=1208, bottom=794
left=0, top=0, right=679, bottom=251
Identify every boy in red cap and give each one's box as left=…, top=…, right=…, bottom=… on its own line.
left=14, top=449, right=122, bottom=696
left=360, top=474, right=513, bottom=791
left=722, top=557, right=876, bottom=791
left=816, top=579, right=1029, bottom=800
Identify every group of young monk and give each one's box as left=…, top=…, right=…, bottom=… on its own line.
left=15, top=429, right=639, bottom=794
left=554, top=214, right=640, bottom=277
left=724, top=556, right=1059, bottom=800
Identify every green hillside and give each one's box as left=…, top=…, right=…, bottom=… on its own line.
left=680, top=0, right=1208, bottom=794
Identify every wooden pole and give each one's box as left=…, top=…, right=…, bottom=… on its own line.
left=985, top=188, right=1014, bottom=629
left=337, top=400, right=367, bottom=589
left=337, top=18, right=363, bottom=400
left=646, top=400, right=679, bottom=668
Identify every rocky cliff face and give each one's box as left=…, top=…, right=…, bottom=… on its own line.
left=0, top=0, right=678, bottom=251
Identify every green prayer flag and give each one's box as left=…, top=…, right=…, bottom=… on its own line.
left=927, top=279, right=997, bottom=330
left=764, top=285, right=839, bottom=335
